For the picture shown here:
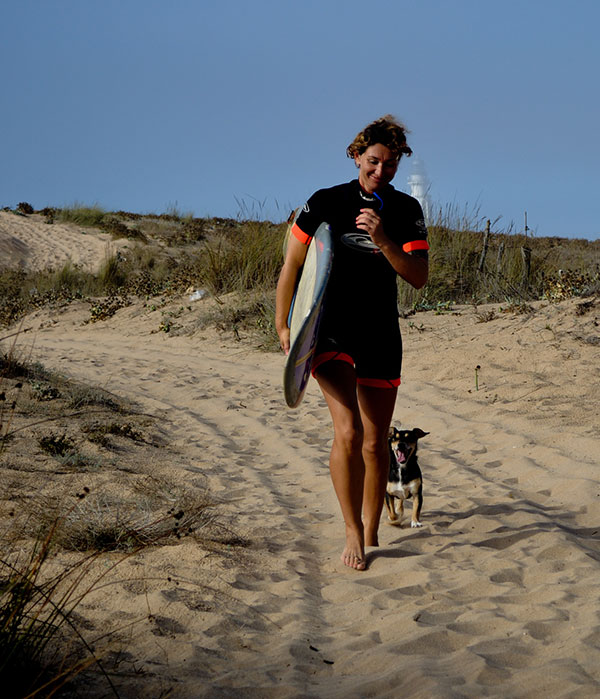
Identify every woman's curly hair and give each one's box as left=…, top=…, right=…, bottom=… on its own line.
left=346, top=115, right=413, bottom=160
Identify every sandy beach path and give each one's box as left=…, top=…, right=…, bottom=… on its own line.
left=16, top=299, right=600, bottom=698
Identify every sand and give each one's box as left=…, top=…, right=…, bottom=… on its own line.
left=0, top=210, right=127, bottom=271
left=2, top=214, right=600, bottom=697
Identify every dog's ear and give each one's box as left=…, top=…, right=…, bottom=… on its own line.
left=388, top=425, right=399, bottom=438
left=413, top=428, right=429, bottom=440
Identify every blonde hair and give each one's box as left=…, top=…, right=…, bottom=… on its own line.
left=346, top=115, right=413, bottom=160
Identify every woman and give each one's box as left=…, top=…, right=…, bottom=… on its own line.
left=276, top=115, right=429, bottom=570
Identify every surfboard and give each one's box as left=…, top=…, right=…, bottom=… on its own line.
left=283, top=221, right=333, bottom=408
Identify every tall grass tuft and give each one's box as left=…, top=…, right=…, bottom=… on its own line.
left=0, top=508, right=121, bottom=698
left=57, top=204, right=106, bottom=227
left=98, top=253, right=127, bottom=290
left=200, top=220, right=285, bottom=295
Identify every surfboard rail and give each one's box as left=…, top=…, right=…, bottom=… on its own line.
left=283, top=222, right=333, bottom=408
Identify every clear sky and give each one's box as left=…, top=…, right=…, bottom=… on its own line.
left=2, top=0, right=599, bottom=239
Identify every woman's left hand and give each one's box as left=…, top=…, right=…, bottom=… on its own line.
left=356, top=207, right=428, bottom=288
left=356, top=208, right=386, bottom=248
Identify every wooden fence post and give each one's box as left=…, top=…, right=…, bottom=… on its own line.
left=496, top=241, right=505, bottom=275
left=478, top=219, right=491, bottom=273
left=521, top=245, right=531, bottom=287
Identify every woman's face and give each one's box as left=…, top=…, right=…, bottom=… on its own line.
left=354, top=144, right=399, bottom=193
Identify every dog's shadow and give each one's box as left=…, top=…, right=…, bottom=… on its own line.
left=370, top=499, right=600, bottom=564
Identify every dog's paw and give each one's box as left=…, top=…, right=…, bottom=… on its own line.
left=411, top=521, right=423, bottom=528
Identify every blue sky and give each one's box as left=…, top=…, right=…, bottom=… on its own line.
left=2, top=0, right=599, bottom=239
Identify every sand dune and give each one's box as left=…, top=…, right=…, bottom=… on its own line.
left=0, top=211, right=126, bottom=271
left=3, top=215, right=600, bottom=696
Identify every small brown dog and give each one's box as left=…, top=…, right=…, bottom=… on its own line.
left=385, top=426, right=429, bottom=527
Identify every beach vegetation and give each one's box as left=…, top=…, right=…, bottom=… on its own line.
left=16, top=202, right=34, bottom=215
left=0, top=511, right=116, bottom=698
left=50, top=484, right=216, bottom=553
left=57, top=203, right=106, bottom=227
left=1, top=202, right=599, bottom=343
left=397, top=203, right=600, bottom=311
left=38, top=432, right=76, bottom=457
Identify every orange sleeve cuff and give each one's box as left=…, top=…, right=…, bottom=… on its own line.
left=291, top=222, right=312, bottom=245
left=403, top=239, right=430, bottom=253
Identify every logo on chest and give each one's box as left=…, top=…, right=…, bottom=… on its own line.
left=341, top=232, right=381, bottom=253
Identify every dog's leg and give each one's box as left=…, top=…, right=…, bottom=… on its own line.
left=411, top=490, right=423, bottom=528
left=385, top=493, right=398, bottom=522
left=397, top=497, right=404, bottom=526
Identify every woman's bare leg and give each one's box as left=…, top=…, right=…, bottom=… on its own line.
left=314, top=362, right=367, bottom=570
left=357, top=384, right=398, bottom=547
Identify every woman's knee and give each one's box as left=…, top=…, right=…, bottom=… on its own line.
left=362, top=431, right=388, bottom=461
left=333, top=419, right=364, bottom=454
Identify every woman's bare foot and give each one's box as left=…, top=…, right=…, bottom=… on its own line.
left=341, top=527, right=366, bottom=570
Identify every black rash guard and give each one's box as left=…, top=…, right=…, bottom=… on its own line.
left=291, top=179, right=429, bottom=387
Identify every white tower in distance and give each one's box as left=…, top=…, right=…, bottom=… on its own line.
left=407, top=157, right=431, bottom=221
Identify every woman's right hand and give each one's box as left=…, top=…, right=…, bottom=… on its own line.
left=278, top=326, right=291, bottom=355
